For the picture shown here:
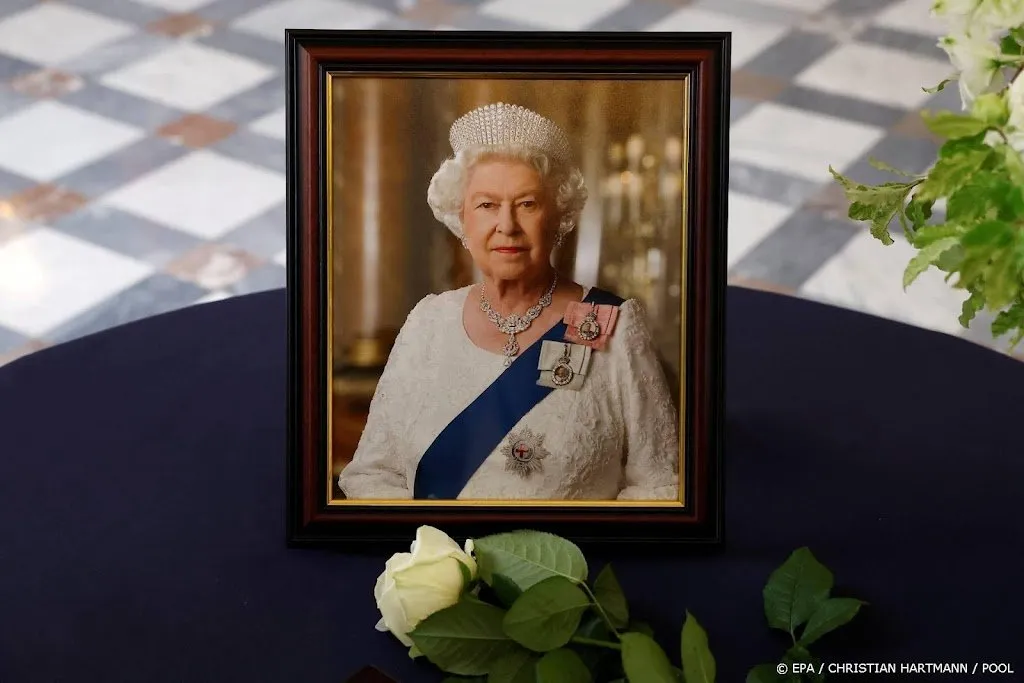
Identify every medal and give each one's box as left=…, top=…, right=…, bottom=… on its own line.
left=550, top=343, right=574, bottom=387
left=502, top=428, right=549, bottom=478
left=576, top=303, right=601, bottom=342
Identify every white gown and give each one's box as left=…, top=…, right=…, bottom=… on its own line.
left=337, top=285, right=680, bottom=501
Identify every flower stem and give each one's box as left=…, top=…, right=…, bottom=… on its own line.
left=571, top=636, right=622, bottom=651
left=579, top=583, right=621, bottom=638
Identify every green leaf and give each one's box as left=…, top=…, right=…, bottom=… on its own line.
left=746, top=664, right=785, bottom=683
left=620, top=632, right=677, bottom=683
left=681, top=611, right=716, bottom=683
left=911, top=222, right=964, bottom=248
left=829, top=166, right=918, bottom=245
left=983, top=247, right=1022, bottom=310
left=593, top=564, right=629, bottom=630
left=409, top=600, right=519, bottom=676
left=992, top=300, right=1024, bottom=346
left=921, top=110, right=990, bottom=139
left=922, top=77, right=951, bottom=93
left=904, top=236, right=961, bottom=289
left=487, top=650, right=538, bottom=683
left=489, top=573, right=523, bottom=608
left=1000, top=33, right=1024, bottom=56
left=905, top=196, right=934, bottom=231
left=442, top=677, right=486, bottom=683
left=867, top=157, right=919, bottom=178
left=798, top=597, right=865, bottom=647
left=1004, top=146, right=1024, bottom=186
left=961, top=220, right=1015, bottom=249
left=916, top=146, right=993, bottom=202
left=762, top=547, right=833, bottom=637
left=959, top=290, right=986, bottom=327
left=971, top=93, right=1009, bottom=126
left=502, top=576, right=591, bottom=653
left=473, top=530, right=588, bottom=594
left=535, top=649, right=592, bottom=683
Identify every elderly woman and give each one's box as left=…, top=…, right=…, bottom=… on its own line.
left=338, top=102, right=679, bottom=501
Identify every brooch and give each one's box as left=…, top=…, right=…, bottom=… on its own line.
left=537, top=341, right=591, bottom=391
left=550, top=343, right=575, bottom=386
left=563, top=302, right=619, bottom=350
left=576, top=303, right=601, bottom=342
left=502, top=428, right=549, bottom=478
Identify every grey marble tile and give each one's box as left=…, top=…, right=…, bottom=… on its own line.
left=375, top=17, right=430, bottom=30
left=197, top=29, right=284, bottom=70
left=589, top=0, right=682, bottom=30
left=449, top=13, right=552, bottom=30
left=923, top=78, right=965, bottom=113
left=0, top=83, right=31, bottom=114
left=729, top=208, right=859, bottom=288
left=58, top=32, right=173, bottom=77
left=728, top=161, right=823, bottom=207
left=828, top=0, right=892, bottom=16
left=742, top=30, right=837, bottom=80
left=212, top=129, right=286, bottom=174
left=0, top=168, right=34, bottom=198
left=219, top=202, right=286, bottom=259
left=61, top=82, right=186, bottom=130
left=0, top=324, right=28, bottom=356
left=198, top=0, right=267, bottom=23
left=205, top=72, right=285, bottom=123
left=694, top=0, right=803, bottom=24
left=47, top=273, right=207, bottom=345
left=840, top=133, right=939, bottom=186
left=0, top=54, right=36, bottom=81
left=776, top=84, right=906, bottom=128
left=2, top=0, right=38, bottom=14
left=730, top=96, right=759, bottom=123
left=64, top=0, right=168, bottom=25
left=55, top=137, right=188, bottom=198
left=229, top=262, right=286, bottom=295
left=51, top=206, right=202, bottom=267
left=857, top=25, right=948, bottom=62
left=347, top=0, right=403, bottom=12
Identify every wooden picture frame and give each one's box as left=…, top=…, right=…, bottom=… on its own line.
left=286, top=30, right=729, bottom=548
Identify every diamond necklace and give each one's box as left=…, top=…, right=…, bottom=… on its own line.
left=480, top=274, right=558, bottom=367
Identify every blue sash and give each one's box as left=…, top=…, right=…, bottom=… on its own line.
left=413, top=287, right=625, bottom=500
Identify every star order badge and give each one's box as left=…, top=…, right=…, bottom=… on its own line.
left=502, top=428, right=549, bottom=478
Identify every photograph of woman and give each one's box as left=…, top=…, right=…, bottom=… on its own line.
left=337, top=102, right=680, bottom=502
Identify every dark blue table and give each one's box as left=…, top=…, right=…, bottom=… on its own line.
left=1, top=287, right=1021, bottom=682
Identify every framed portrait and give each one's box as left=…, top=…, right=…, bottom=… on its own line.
left=286, top=30, right=728, bottom=548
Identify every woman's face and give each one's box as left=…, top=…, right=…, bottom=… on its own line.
left=461, top=158, right=557, bottom=283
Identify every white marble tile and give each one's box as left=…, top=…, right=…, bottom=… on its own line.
left=727, top=192, right=795, bottom=269
left=128, top=0, right=217, bottom=11
left=480, top=0, right=629, bottom=29
left=100, top=42, right=275, bottom=112
left=649, top=7, right=788, bottom=67
left=249, top=107, right=286, bottom=141
left=873, top=0, right=948, bottom=37
left=0, top=3, right=135, bottom=67
left=193, top=290, right=232, bottom=305
left=795, top=42, right=950, bottom=109
left=100, top=150, right=286, bottom=239
left=0, top=101, right=143, bottom=182
left=232, top=0, right=392, bottom=41
left=0, top=228, right=153, bottom=337
left=272, top=249, right=287, bottom=268
left=800, top=231, right=968, bottom=335
left=731, top=102, right=885, bottom=182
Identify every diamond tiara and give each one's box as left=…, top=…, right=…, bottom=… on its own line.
left=448, top=102, right=574, bottom=164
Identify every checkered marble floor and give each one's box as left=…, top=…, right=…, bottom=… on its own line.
left=0, top=0, right=1016, bottom=366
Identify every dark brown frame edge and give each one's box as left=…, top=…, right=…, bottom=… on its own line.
left=286, top=30, right=729, bottom=550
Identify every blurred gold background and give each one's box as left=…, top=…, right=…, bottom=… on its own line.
left=329, top=76, right=689, bottom=496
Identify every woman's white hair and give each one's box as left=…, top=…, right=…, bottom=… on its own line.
left=426, top=144, right=588, bottom=241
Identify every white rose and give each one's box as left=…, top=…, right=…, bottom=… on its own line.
left=373, top=525, right=477, bottom=648
left=939, top=27, right=1007, bottom=107
left=933, top=0, right=1024, bottom=31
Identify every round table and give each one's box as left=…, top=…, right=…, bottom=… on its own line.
left=1, top=287, right=1021, bottom=682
